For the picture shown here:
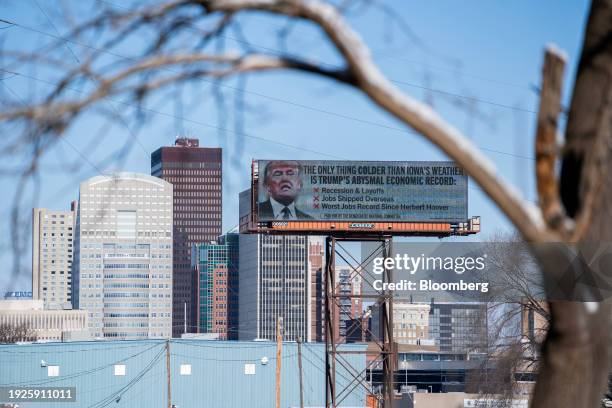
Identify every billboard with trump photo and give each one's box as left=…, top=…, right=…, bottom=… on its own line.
left=254, top=160, right=467, bottom=223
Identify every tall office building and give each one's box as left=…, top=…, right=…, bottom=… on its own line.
left=193, top=230, right=239, bottom=339
left=73, top=173, right=173, bottom=339
left=151, top=137, right=222, bottom=337
left=334, top=265, right=363, bottom=341
left=239, top=234, right=324, bottom=342
left=429, top=302, right=488, bottom=353
left=370, top=301, right=486, bottom=351
left=312, top=264, right=364, bottom=343
left=32, top=203, right=77, bottom=308
left=309, top=237, right=325, bottom=342
left=238, top=188, right=324, bottom=342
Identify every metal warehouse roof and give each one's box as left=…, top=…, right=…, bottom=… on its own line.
left=0, top=339, right=367, bottom=408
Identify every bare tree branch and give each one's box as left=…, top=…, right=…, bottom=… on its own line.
left=200, top=0, right=550, bottom=242
left=0, top=53, right=352, bottom=123
left=535, top=46, right=569, bottom=235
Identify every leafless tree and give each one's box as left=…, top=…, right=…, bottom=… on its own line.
left=0, top=323, right=37, bottom=343
left=465, top=342, right=525, bottom=407
left=465, top=234, right=549, bottom=407
left=1, top=0, right=612, bottom=406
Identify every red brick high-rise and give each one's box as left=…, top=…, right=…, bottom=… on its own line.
left=151, top=138, right=222, bottom=337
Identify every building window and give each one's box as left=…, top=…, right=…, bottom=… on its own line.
left=114, top=364, right=126, bottom=376
left=180, top=364, right=191, bottom=376
left=244, top=364, right=255, bottom=375
left=116, top=210, right=137, bottom=239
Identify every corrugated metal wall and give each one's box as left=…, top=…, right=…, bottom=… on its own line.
left=0, top=340, right=366, bottom=408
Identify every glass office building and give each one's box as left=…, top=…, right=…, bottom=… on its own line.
left=73, top=173, right=173, bottom=339
left=193, top=232, right=239, bottom=339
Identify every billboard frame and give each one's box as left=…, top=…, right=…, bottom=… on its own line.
left=248, top=160, right=479, bottom=237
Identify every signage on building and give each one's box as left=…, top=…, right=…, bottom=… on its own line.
left=3, top=291, right=33, bottom=299
left=253, top=160, right=467, bottom=223
left=349, top=223, right=375, bottom=229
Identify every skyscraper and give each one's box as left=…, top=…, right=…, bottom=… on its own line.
left=314, top=265, right=364, bottom=343
left=238, top=234, right=325, bottom=342
left=73, top=173, right=173, bottom=339
left=429, top=302, right=488, bottom=353
left=193, top=230, right=239, bottom=339
left=238, top=188, right=324, bottom=342
left=151, top=138, right=222, bottom=337
left=309, top=237, right=325, bottom=342
left=334, top=265, right=363, bottom=341
left=32, top=203, right=77, bottom=308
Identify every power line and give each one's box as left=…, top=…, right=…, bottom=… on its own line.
left=0, top=342, right=164, bottom=387
left=0, top=80, right=109, bottom=175
left=72, top=369, right=164, bottom=407
left=31, top=0, right=150, bottom=157
left=370, top=51, right=534, bottom=91
left=0, top=17, right=536, bottom=162
left=96, top=0, right=537, bottom=107
left=87, top=346, right=165, bottom=408
left=173, top=338, right=279, bottom=349
left=390, top=79, right=536, bottom=114
left=170, top=351, right=297, bottom=362
left=0, top=68, right=345, bottom=160
left=302, top=343, right=370, bottom=398
left=0, top=341, right=162, bottom=354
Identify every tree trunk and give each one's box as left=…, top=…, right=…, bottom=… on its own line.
left=532, top=1, right=612, bottom=406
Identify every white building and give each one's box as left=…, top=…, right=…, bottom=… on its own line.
left=392, top=302, right=431, bottom=345
left=0, top=300, right=88, bottom=341
left=32, top=204, right=76, bottom=308
left=73, top=173, right=173, bottom=340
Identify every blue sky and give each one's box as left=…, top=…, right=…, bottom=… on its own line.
left=0, top=0, right=591, bottom=292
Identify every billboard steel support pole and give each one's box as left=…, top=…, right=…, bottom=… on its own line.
left=324, top=236, right=336, bottom=407
left=324, top=235, right=396, bottom=408
left=382, top=239, right=394, bottom=408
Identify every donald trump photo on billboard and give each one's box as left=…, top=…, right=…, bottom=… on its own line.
left=258, top=160, right=314, bottom=220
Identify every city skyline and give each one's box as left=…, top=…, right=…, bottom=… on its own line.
left=0, top=1, right=591, bottom=293
left=0, top=1, right=605, bottom=406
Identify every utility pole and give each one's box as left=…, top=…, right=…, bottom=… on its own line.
left=276, top=316, right=283, bottom=408
left=166, top=340, right=171, bottom=408
left=297, top=336, right=304, bottom=408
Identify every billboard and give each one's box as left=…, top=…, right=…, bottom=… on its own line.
left=253, top=160, right=467, bottom=223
